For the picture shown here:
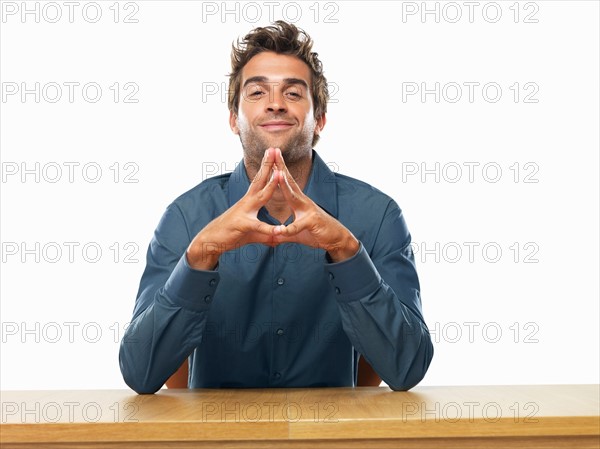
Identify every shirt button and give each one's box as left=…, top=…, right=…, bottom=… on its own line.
left=209, top=279, right=217, bottom=287
left=335, top=287, right=341, bottom=295
left=204, top=295, right=212, bottom=304
left=276, top=328, right=284, bottom=336
left=273, top=372, right=281, bottom=379
left=277, top=278, right=285, bottom=286
left=329, top=272, right=334, bottom=281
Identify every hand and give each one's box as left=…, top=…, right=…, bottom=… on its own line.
left=271, top=148, right=360, bottom=262
left=186, top=148, right=281, bottom=270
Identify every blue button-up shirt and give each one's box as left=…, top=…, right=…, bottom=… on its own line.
left=119, top=151, right=433, bottom=393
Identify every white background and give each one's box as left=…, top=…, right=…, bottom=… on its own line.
left=1, top=0, right=598, bottom=390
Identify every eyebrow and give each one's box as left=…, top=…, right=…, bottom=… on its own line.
left=242, top=76, right=309, bottom=90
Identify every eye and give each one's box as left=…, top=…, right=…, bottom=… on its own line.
left=285, top=88, right=302, bottom=101
left=244, top=84, right=266, bottom=99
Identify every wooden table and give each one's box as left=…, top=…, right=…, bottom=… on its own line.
left=1, top=385, right=599, bottom=448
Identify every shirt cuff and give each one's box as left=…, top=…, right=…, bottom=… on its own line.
left=163, top=253, right=220, bottom=312
left=324, top=242, right=382, bottom=303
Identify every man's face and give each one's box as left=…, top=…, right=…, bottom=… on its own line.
left=229, top=52, right=326, bottom=166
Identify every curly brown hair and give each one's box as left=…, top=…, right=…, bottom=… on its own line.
left=228, top=20, right=329, bottom=146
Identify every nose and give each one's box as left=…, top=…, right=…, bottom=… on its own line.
left=266, top=87, right=287, bottom=113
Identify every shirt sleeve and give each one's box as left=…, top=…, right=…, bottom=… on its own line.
left=119, top=203, right=220, bottom=394
left=325, top=200, right=434, bottom=390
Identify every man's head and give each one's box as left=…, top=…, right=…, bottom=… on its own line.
left=228, top=21, right=328, bottom=166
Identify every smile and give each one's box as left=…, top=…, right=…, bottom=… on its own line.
left=259, top=122, right=294, bottom=132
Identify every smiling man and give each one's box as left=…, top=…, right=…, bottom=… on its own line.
left=119, top=21, right=433, bottom=393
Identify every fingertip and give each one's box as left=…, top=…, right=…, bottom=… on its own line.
left=264, top=148, right=276, bottom=163
left=275, top=148, right=284, bottom=162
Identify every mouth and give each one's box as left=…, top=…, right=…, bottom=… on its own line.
left=259, top=121, right=294, bottom=132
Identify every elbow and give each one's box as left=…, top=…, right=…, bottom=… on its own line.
left=123, top=370, right=162, bottom=395
left=121, top=370, right=162, bottom=395
left=128, top=383, right=161, bottom=395
left=386, top=368, right=427, bottom=391
left=388, top=383, right=415, bottom=392
left=387, top=374, right=425, bottom=391
left=388, top=335, right=434, bottom=392
left=119, top=346, right=162, bottom=395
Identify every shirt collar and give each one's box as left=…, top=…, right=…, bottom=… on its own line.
left=227, top=150, right=338, bottom=218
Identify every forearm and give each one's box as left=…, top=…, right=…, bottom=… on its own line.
left=186, top=228, right=223, bottom=271
left=337, top=287, right=433, bottom=390
left=328, top=244, right=433, bottom=390
left=119, top=291, right=209, bottom=394
left=120, top=255, right=219, bottom=394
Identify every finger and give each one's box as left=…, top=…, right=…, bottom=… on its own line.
left=274, top=148, right=303, bottom=196
left=273, top=219, right=305, bottom=237
left=277, top=167, right=310, bottom=211
left=252, top=168, right=280, bottom=207
left=273, top=149, right=306, bottom=210
left=272, top=219, right=317, bottom=247
left=271, top=232, right=293, bottom=245
left=251, top=219, right=279, bottom=237
left=248, top=148, right=276, bottom=194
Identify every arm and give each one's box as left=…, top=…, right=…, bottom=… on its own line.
left=118, top=203, right=220, bottom=394
left=270, top=149, right=433, bottom=390
left=120, top=149, right=282, bottom=394
left=325, top=202, right=434, bottom=391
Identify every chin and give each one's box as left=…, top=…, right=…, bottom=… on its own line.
left=268, top=143, right=292, bottom=155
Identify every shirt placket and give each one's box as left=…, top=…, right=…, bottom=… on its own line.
left=269, top=243, right=288, bottom=385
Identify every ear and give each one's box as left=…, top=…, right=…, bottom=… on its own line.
left=315, top=113, right=327, bottom=136
left=229, top=110, right=240, bottom=134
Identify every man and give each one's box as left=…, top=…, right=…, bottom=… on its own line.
left=119, top=21, right=433, bottom=394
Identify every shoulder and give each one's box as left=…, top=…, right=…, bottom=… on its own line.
left=167, top=173, right=232, bottom=221
left=173, top=173, right=229, bottom=201
left=332, top=173, right=410, bottom=253
left=334, top=172, right=398, bottom=211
